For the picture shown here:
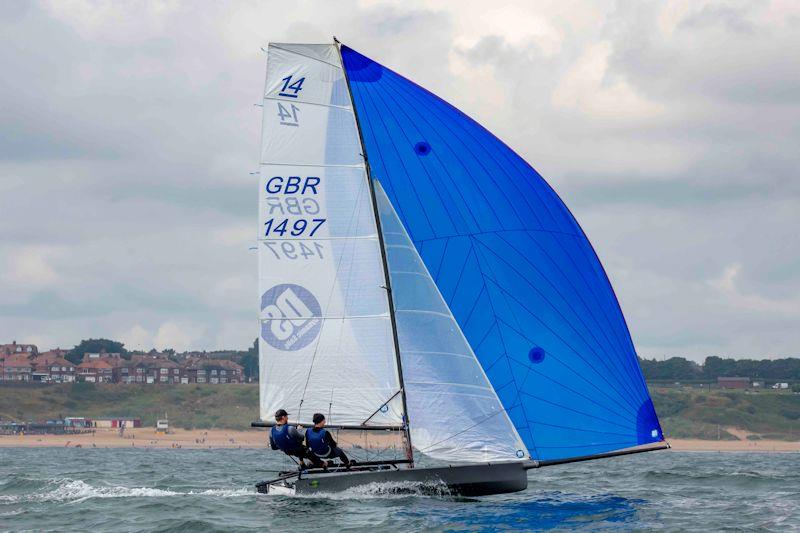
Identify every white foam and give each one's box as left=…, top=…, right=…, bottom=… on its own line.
left=11, top=479, right=254, bottom=504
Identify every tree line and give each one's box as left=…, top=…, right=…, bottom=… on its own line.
left=639, top=356, right=800, bottom=381
left=60, top=339, right=798, bottom=383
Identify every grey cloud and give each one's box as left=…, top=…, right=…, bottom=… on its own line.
left=1, top=1, right=798, bottom=360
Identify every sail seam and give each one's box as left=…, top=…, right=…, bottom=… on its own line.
left=260, top=162, right=365, bottom=168
left=477, top=236, right=645, bottom=411
left=494, top=232, right=647, bottom=403
left=263, top=96, right=351, bottom=111
left=269, top=44, right=343, bottom=69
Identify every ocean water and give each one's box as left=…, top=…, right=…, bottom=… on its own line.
left=1, top=448, right=798, bottom=532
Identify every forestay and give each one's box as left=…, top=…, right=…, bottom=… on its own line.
left=258, top=43, right=403, bottom=427
left=341, top=45, right=664, bottom=462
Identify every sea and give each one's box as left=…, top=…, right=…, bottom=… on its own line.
left=1, top=448, right=798, bottom=532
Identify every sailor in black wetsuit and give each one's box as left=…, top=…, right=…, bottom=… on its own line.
left=305, top=413, right=351, bottom=468
left=269, top=409, right=323, bottom=469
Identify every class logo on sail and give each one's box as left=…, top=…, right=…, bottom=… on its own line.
left=260, top=283, right=322, bottom=351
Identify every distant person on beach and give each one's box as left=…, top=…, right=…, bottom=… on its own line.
left=269, top=409, right=323, bottom=469
left=305, top=413, right=351, bottom=468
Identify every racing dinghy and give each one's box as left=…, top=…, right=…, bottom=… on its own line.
left=252, top=40, right=668, bottom=496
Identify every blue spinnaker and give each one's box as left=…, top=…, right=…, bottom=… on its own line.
left=342, top=45, right=663, bottom=461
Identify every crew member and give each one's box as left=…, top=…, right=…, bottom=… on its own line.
left=269, top=409, right=323, bottom=469
left=305, top=413, right=351, bottom=468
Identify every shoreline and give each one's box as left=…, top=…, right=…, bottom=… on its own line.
left=0, top=428, right=798, bottom=453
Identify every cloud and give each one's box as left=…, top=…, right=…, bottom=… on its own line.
left=1, top=0, right=798, bottom=360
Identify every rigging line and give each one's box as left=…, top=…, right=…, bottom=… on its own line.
left=500, top=231, right=642, bottom=389
left=378, top=73, right=528, bottom=232
left=494, top=315, right=639, bottom=421
left=260, top=162, right=365, bottom=168
left=360, top=389, right=402, bottom=425
left=476, top=237, right=645, bottom=409
left=462, top=238, right=539, bottom=457
left=365, top=79, right=486, bottom=233
left=263, top=96, right=351, bottom=111
left=353, top=83, right=440, bottom=239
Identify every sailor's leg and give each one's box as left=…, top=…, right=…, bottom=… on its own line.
left=330, top=446, right=350, bottom=466
left=297, top=447, right=325, bottom=468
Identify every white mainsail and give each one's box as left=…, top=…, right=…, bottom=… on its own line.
left=258, top=43, right=402, bottom=427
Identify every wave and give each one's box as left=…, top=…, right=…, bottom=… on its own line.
left=1, top=478, right=254, bottom=504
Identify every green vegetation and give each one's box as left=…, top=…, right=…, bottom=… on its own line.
left=0, top=383, right=258, bottom=429
left=651, top=387, right=800, bottom=441
left=1, top=384, right=798, bottom=440
left=67, top=338, right=128, bottom=364
left=640, top=355, right=800, bottom=381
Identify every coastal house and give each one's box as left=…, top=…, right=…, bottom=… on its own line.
left=1, top=353, right=34, bottom=382
left=76, top=358, right=115, bottom=383
left=128, top=354, right=182, bottom=384
left=181, top=357, right=244, bottom=384
left=1, top=341, right=39, bottom=357
left=31, top=355, right=76, bottom=383
left=718, top=376, right=750, bottom=389
left=116, top=359, right=148, bottom=383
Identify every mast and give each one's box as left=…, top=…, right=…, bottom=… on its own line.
left=335, top=37, right=414, bottom=466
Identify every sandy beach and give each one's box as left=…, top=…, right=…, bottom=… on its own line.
left=0, top=427, right=797, bottom=453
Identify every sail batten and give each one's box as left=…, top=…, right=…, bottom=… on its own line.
left=342, top=45, right=664, bottom=462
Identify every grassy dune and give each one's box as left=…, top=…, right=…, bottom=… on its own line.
left=0, top=382, right=259, bottom=430
left=1, top=383, right=798, bottom=440
left=651, top=387, right=800, bottom=441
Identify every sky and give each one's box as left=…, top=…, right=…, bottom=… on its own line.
left=1, top=0, right=798, bottom=361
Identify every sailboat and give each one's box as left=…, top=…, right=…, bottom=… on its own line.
left=252, top=40, right=668, bottom=496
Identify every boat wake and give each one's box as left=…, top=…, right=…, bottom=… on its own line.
left=1, top=478, right=253, bottom=504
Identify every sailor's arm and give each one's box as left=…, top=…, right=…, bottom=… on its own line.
left=269, top=434, right=278, bottom=450
left=325, top=431, right=337, bottom=448
left=289, top=425, right=305, bottom=445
